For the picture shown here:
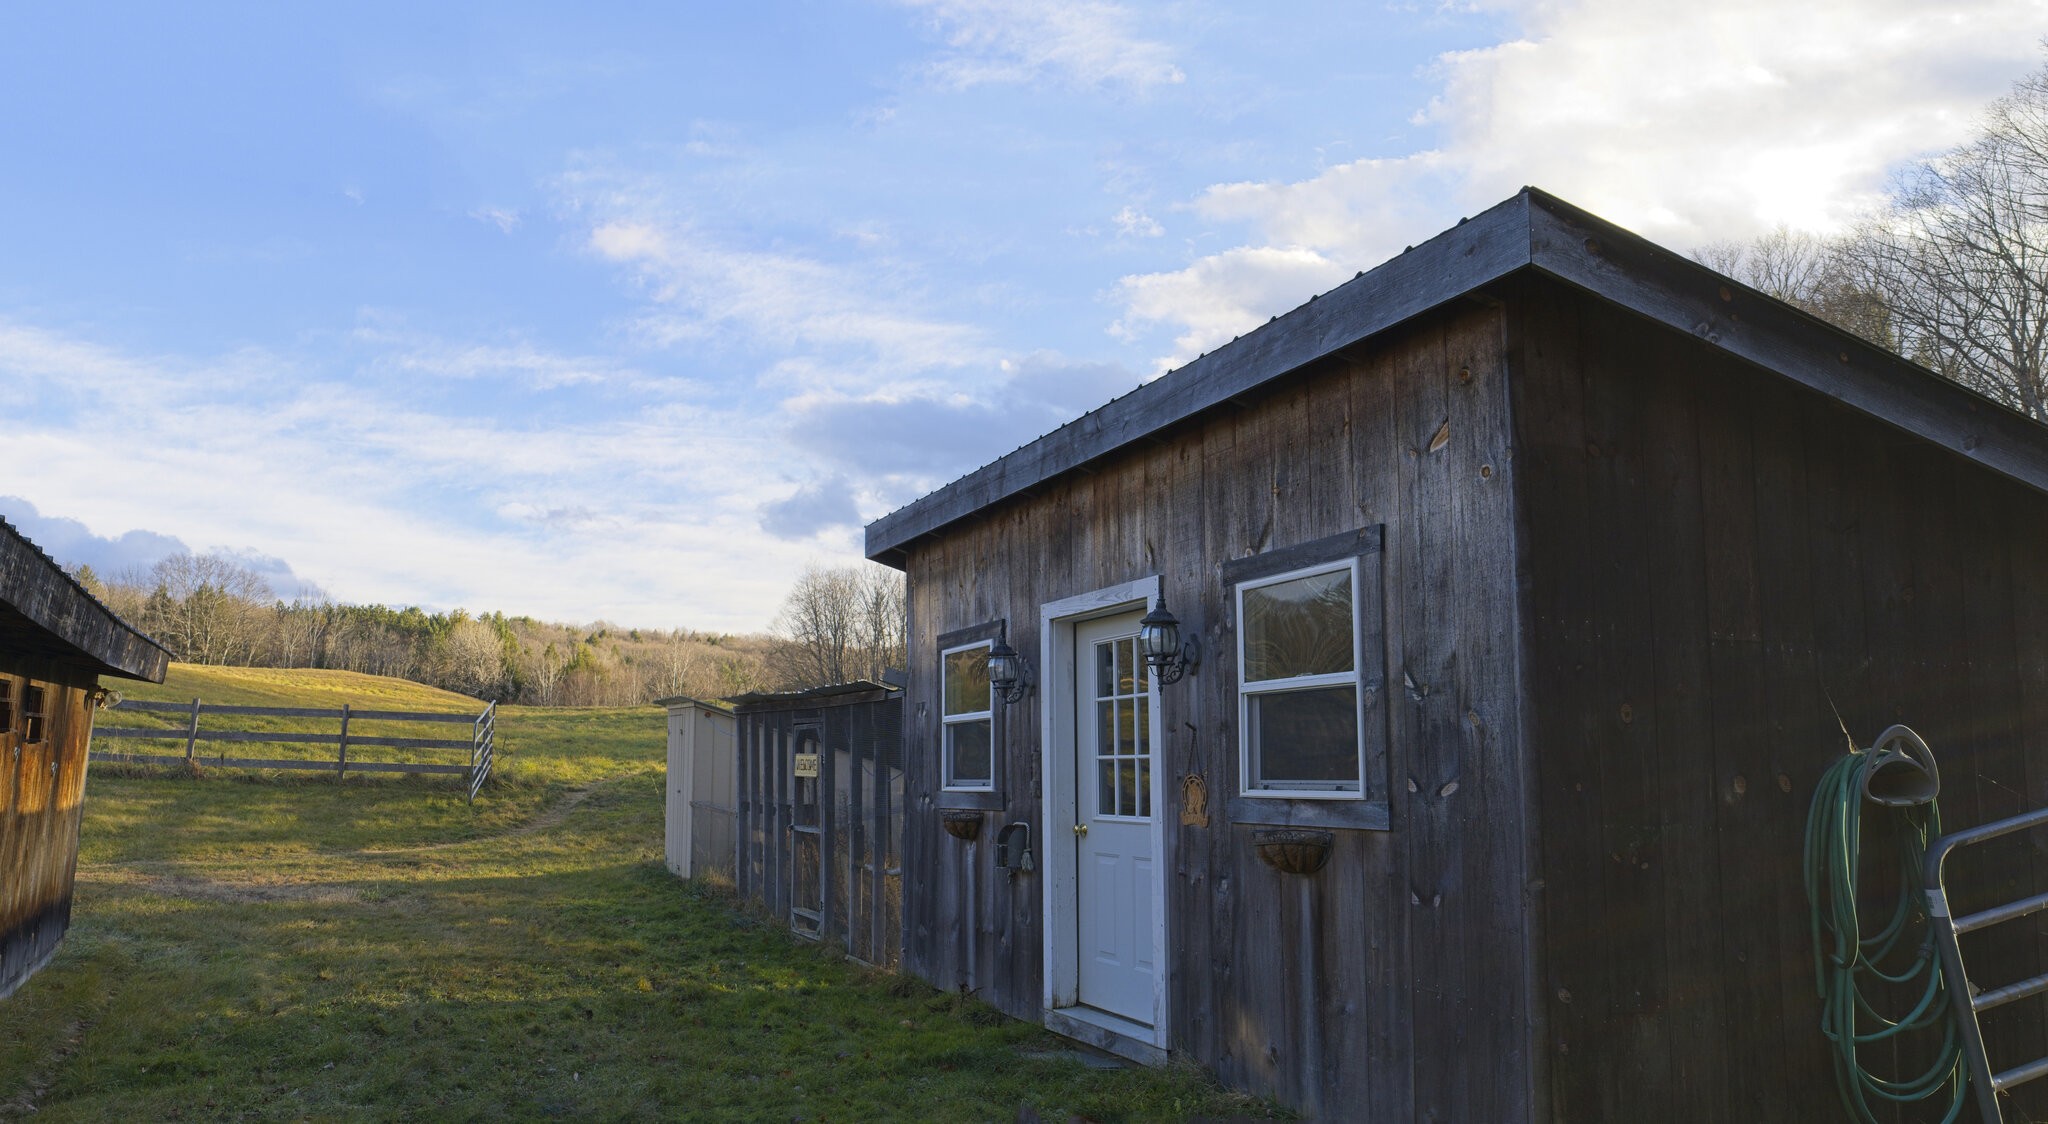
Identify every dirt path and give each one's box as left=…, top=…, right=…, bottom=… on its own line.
left=353, top=780, right=604, bottom=855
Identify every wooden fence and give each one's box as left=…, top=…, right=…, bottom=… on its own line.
left=733, top=683, right=903, bottom=968
left=90, top=697, right=497, bottom=802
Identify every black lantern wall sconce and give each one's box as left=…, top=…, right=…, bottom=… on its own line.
left=986, top=636, right=1033, bottom=704
left=1138, top=597, right=1201, bottom=685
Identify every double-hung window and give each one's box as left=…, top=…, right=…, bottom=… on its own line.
left=941, top=641, right=994, bottom=790
left=1237, top=559, right=1364, bottom=796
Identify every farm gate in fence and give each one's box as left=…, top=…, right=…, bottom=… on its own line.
left=90, top=696, right=496, bottom=801
left=732, top=681, right=902, bottom=968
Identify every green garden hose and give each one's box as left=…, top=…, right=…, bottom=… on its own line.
left=1803, top=732, right=1970, bottom=1122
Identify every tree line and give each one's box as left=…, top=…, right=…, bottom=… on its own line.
left=76, top=555, right=905, bottom=707
left=1697, top=61, right=2048, bottom=423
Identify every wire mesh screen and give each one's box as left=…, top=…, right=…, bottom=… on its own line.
left=734, top=692, right=902, bottom=967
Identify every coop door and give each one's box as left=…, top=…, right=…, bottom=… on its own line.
left=789, top=723, right=825, bottom=937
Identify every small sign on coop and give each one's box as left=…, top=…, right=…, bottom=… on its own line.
left=794, top=752, right=820, bottom=778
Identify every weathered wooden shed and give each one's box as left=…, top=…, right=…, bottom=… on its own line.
left=659, top=695, right=737, bottom=882
left=0, top=518, right=168, bottom=999
left=731, top=682, right=904, bottom=968
left=864, top=188, right=2048, bottom=1119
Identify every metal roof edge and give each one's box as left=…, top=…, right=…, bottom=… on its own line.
left=864, top=191, right=1539, bottom=564
left=865, top=187, right=2048, bottom=564
left=1520, top=189, right=2048, bottom=501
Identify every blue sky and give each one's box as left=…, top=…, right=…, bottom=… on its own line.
left=5, top=1, right=2043, bottom=631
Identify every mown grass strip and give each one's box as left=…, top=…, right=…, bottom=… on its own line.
left=2, top=671, right=1278, bottom=1121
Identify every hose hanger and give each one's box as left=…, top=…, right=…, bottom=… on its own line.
left=1860, top=724, right=1941, bottom=808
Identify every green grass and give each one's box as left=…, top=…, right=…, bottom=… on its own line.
left=2, top=668, right=1275, bottom=1121
left=97, top=665, right=494, bottom=774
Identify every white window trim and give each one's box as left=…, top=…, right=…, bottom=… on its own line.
left=1236, top=556, right=1366, bottom=800
left=940, top=638, right=996, bottom=792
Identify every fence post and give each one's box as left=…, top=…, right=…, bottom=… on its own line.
left=336, top=703, right=351, bottom=780
left=184, top=697, right=201, bottom=764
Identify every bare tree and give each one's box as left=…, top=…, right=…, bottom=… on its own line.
left=770, top=564, right=906, bottom=689
left=1835, top=64, right=2048, bottom=421
left=143, top=553, right=275, bottom=665
left=523, top=641, right=568, bottom=706
left=644, top=630, right=703, bottom=700
left=439, top=619, right=509, bottom=699
left=267, top=592, right=332, bottom=667
left=1694, top=226, right=1895, bottom=347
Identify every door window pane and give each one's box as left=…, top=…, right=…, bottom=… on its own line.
left=1089, top=634, right=1154, bottom=821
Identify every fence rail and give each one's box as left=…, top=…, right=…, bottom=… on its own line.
left=91, top=697, right=498, bottom=802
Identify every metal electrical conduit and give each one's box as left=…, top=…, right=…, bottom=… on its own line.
left=1803, top=725, right=1970, bottom=1123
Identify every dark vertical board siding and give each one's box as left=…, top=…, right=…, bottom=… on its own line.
left=1579, top=286, right=1667, bottom=1103
left=1350, top=333, right=1417, bottom=1121
left=2015, top=491, right=2048, bottom=1091
left=897, top=300, right=1533, bottom=1118
left=1512, top=275, right=1605, bottom=1120
left=1516, top=283, right=2048, bottom=1120
left=1393, top=317, right=1471, bottom=1124
left=1637, top=325, right=1733, bottom=1118
left=1956, top=470, right=2042, bottom=1078
left=1190, top=407, right=1240, bottom=1080
left=905, top=543, right=941, bottom=984
left=1746, top=367, right=1841, bottom=1110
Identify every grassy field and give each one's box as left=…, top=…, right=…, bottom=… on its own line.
left=95, top=665, right=494, bottom=774
left=1, top=666, right=1275, bottom=1121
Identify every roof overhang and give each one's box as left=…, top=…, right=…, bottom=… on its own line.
left=728, top=679, right=901, bottom=713
left=0, top=519, right=170, bottom=682
left=866, top=188, right=2048, bottom=567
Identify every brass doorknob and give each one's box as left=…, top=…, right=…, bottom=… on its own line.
left=1073, top=823, right=1089, bottom=837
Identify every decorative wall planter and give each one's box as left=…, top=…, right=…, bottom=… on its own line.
left=942, top=810, right=983, bottom=841
left=1251, top=828, right=1333, bottom=874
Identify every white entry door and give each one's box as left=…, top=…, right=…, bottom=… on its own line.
left=1073, top=612, right=1157, bottom=1025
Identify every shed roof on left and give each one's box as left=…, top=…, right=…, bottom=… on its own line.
left=0, top=518, right=168, bottom=683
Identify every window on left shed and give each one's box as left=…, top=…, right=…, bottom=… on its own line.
left=22, top=684, right=46, bottom=743
left=941, top=642, right=994, bottom=790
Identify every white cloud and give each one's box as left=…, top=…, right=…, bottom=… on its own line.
left=589, top=218, right=987, bottom=379
left=468, top=206, right=521, bottom=233
left=566, top=169, right=998, bottom=396
left=1112, top=205, right=1163, bottom=238
left=898, top=0, right=1186, bottom=92
left=1111, top=0, right=2048, bottom=369
left=1112, top=245, right=1353, bottom=367
left=352, top=328, right=662, bottom=392
left=0, top=318, right=842, bottom=631
left=1427, top=0, right=2048, bottom=241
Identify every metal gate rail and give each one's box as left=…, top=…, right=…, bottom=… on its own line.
left=1927, top=805, right=2048, bottom=1122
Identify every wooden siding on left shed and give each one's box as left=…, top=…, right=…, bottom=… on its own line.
left=0, top=660, right=97, bottom=999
